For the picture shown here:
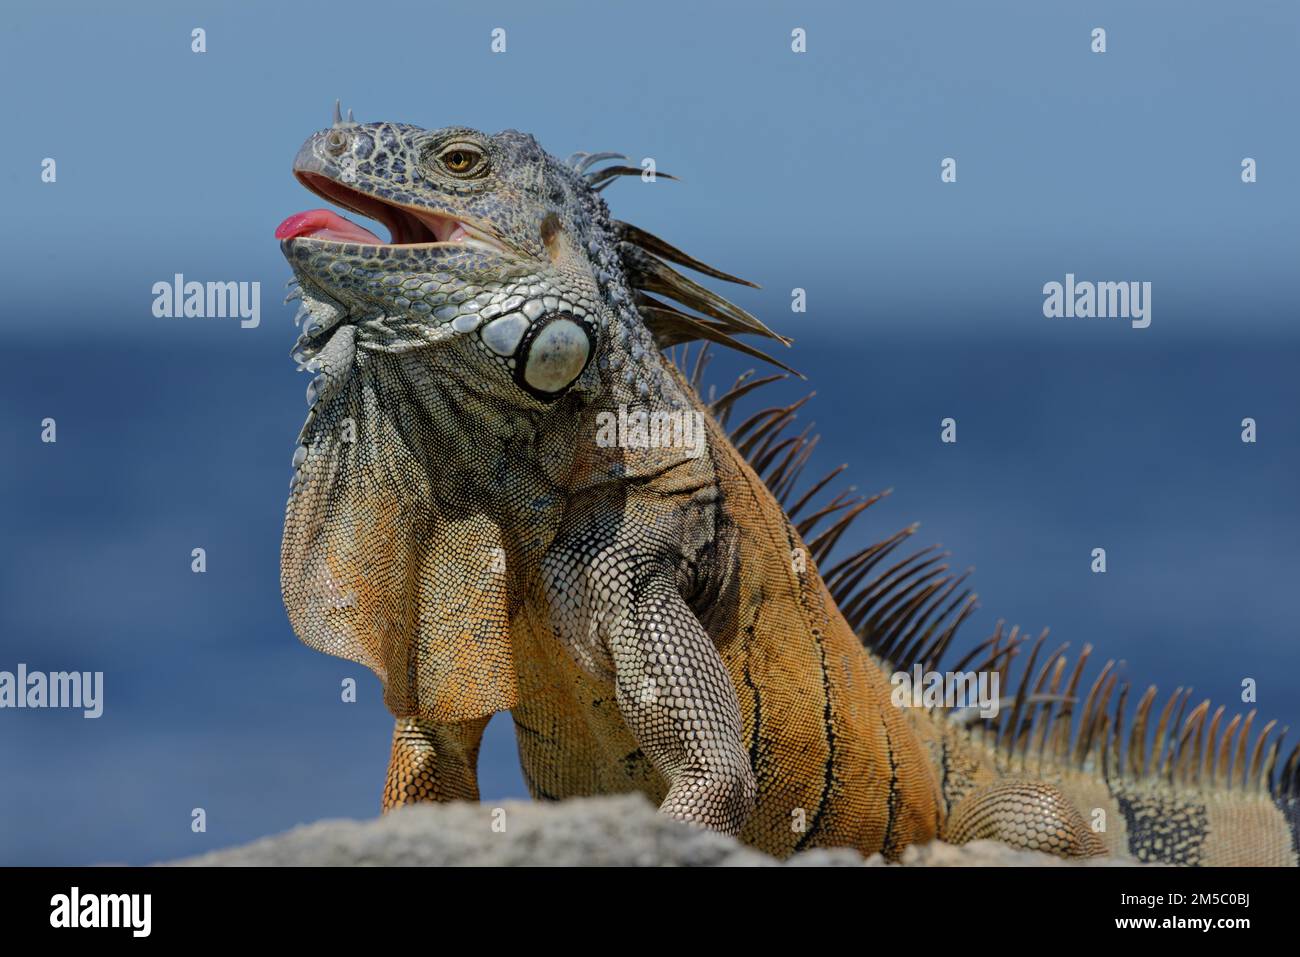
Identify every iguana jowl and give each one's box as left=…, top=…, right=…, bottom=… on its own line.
left=277, top=105, right=1300, bottom=864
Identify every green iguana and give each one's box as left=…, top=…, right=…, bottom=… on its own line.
left=275, top=104, right=1299, bottom=865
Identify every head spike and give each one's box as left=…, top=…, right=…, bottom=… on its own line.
left=588, top=165, right=678, bottom=190
left=639, top=298, right=800, bottom=375
left=1016, top=640, right=1068, bottom=764
left=1161, top=689, right=1193, bottom=782
left=626, top=248, right=787, bottom=343
left=1260, top=727, right=1287, bottom=793
left=1236, top=710, right=1257, bottom=789
left=1053, top=644, right=1093, bottom=763
left=1125, top=686, right=1155, bottom=779
left=616, top=221, right=759, bottom=288
left=1248, top=719, right=1279, bottom=793
left=1217, top=712, right=1242, bottom=789
left=1202, top=705, right=1225, bottom=788
left=1173, top=699, right=1210, bottom=785
left=1073, top=662, right=1116, bottom=769
left=1033, top=652, right=1069, bottom=767
left=574, top=151, right=629, bottom=174
left=1108, top=682, right=1129, bottom=780
left=1000, top=631, right=1046, bottom=756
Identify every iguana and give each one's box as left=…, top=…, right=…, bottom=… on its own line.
left=275, top=104, right=1300, bottom=865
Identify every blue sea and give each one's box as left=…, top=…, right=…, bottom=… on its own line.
left=2, top=327, right=1296, bottom=864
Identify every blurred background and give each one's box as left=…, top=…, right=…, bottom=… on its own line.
left=2, top=0, right=1297, bottom=864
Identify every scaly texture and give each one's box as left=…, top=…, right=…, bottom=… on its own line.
left=278, top=105, right=1299, bottom=864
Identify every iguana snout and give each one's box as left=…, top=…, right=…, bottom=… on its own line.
left=277, top=109, right=606, bottom=404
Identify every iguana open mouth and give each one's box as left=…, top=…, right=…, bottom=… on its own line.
left=276, top=171, right=509, bottom=254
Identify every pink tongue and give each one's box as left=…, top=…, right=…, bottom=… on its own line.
left=275, top=208, right=383, bottom=244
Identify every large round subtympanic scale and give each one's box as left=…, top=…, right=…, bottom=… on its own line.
left=521, top=316, right=591, bottom=395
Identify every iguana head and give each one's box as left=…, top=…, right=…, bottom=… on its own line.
left=278, top=110, right=609, bottom=402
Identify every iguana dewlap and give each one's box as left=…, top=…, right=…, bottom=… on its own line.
left=277, top=105, right=1299, bottom=864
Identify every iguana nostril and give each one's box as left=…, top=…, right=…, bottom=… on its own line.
left=540, top=212, right=566, bottom=264
left=324, top=129, right=349, bottom=155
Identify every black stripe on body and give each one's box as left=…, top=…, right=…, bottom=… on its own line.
left=794, top=627, right=837, bottom=851
left=880, top=714, right=901, bottom=859
left=739, top=626, right=763, bottom=772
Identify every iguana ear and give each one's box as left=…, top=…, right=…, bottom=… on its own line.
left=280, top=330, right=518, bottom=722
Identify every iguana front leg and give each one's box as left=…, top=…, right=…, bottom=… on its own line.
left=608, top=574, right=758, bottom=832
left=382, top=714, right=491, bottom=810
left=543, top=506, right=757, bottom=834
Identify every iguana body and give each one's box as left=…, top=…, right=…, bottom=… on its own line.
left=277, top=107, right=1299, bottom=864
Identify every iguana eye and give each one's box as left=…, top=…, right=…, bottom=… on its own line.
left=439, top=146, right=485, bottom=177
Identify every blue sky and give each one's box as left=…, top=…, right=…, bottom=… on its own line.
left=5, top=0, right=1298, bottom=339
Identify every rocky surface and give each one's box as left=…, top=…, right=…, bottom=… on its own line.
left=170, top=794, right=1137, bottom=866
